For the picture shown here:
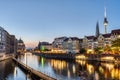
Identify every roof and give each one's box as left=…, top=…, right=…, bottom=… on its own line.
left=55, top=36, right=67, bottom=40
left=102, top=33, right=111, bottom=38
left=18, top=38, right=24, bottom=43
left=79, top=38, right=83, bottom=42
left=64, top=37, right=80, bottom=42
left=38, top=42, right=51, bottom=45
left=111, top=29, right=120, bottom=34
left=86, top=36, right=96, bottom=40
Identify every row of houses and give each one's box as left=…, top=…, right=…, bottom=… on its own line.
left=0, top=26, right=25, bottom=55
left=36, top=28, right=120, bottom=54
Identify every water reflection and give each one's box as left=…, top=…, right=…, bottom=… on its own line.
left=17, top=53, right=120, bottom=80
left=0, top=59, right=32, bottom=80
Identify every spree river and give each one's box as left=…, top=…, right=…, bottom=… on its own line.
left=1, top=52, right=120, bottom=80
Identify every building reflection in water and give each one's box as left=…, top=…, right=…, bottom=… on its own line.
left=0, top=59, right=32, bottom=80
left=76, top=59, right=86, bottom=66
left=50, top=59, right=67, bottom=73
left=76, top=60, right=120, bottom=80
left=86, top=64, right=94, bottom=75
left=41, top=57, right=44, bottom=68
left=50, top=59, right=78, bottom=79
left=14, top=67, right=17, bottom=77
left=17, top=54, right=120, bottom=80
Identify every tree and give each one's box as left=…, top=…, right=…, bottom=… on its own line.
left=112, top=38, right=120, bottom=48
left=112, top=38, right=120, bottom=54
left=104, top=45, right=112, bottom=53
left=94, top=47, right=103, bottom=54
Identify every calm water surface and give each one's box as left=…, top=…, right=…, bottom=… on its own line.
left=0, top=59, right=32, bottom=80
left=18, top=53, right=120, bottom=80
left=1, top=53, right=120, bottom=80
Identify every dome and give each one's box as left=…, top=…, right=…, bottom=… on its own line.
left=18, top=38, right=24, bottom=43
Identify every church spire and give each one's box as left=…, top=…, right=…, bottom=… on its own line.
left=96, top=21, right=100, bottom=37
left=104, top=0, right=108, bottom=34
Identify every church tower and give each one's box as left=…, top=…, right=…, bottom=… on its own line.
left=96, top=21, right=100, bottom=37
left=103, top=0, right=108, bottom=34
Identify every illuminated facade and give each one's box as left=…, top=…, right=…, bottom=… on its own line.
left=52, top=37, right=67, bottom=50
left=38, top=42, right=52, bottom=51
left=82, top=29, right=120, bottom=53
left=98, top=34, right=111, bottom=48
left=63, top=37, right=80, bottom=53
left=111, top=29, right=120, bottom=41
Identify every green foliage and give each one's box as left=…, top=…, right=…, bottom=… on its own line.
left=94, top=47, right=103, bottom=54
left=104, top=45, right=111, bottom=52
left=112, top=38, right=120, bottom=54
left=112, top=38, right=120, bottom=47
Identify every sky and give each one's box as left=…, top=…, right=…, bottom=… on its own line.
left=0, top=0, right=120, bottom=48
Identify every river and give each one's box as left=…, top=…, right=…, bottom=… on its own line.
left=1, top=52, right=120, bottom=80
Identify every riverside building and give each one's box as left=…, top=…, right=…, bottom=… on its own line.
left=0, top=27, right=17, bottom=54
left=17, top=38, right=25, bottom=53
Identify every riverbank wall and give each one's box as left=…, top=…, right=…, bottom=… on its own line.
left=33, top=52, right=120, bottom=63
left=0, top=54, right=14, bottom=62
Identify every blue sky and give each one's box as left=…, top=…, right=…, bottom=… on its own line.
left=0, top=0, right=120, bottom=48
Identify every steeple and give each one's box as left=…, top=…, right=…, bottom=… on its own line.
left=104, top=0, right=108, bottom=34
left=96, top=21, right=100, bottom=37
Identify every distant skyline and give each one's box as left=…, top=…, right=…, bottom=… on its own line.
left=0, top=0, right=120, bottom=48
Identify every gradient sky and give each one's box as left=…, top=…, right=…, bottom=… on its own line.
left=0, top=0, right=120, bottom=48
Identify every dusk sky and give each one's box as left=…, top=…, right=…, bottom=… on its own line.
left=0, top=0, right=120, bottom=48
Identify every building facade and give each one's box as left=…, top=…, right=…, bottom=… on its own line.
left=52, top=37, right=67, bottom=50
left=98, top=34, right=111, bottom=48
left=82, top=29, right=120, bottom=53
left=0, top=27, right=17, bottom=54
left=63, top=37, right=80, bottom=53
left=38, top=42, right=52, bottom=51
left=17, top=38, right=25, bottom=53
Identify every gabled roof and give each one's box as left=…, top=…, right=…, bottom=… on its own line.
left=111, top=29, right=120, bottom=34
left=79, top=38, right=83, bottom=42
left=102, top=33, right=111, bottom=38
left=64, top=37, right=80, bottom=42
left=55, top=36, right=67, bottom=40
left=85, top=36, right=96, bottom=39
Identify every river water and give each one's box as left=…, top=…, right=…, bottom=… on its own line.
left=0, top=59, right=32, bottom=80
left=1, top=52, right=120, bottom=80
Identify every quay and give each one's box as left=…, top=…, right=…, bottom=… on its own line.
left=33, top=52, right=120, bottom=63
left=0, top=54, right=14, bottom=62
left=12, top=58, right=56, bottom=80
left=34, top=53, right=75, bottom=60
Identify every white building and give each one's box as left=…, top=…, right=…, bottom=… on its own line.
left=52, top=37, right=67, bottom=50
left=63, top=37, right=80, bottom=53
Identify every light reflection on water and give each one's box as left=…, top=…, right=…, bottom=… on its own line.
left=0, top=59, right=32, bottom=80
left=18, top=52, right=120, bottom=80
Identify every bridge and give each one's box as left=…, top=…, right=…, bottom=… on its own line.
left=12, top=58, right=56, bottom=80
